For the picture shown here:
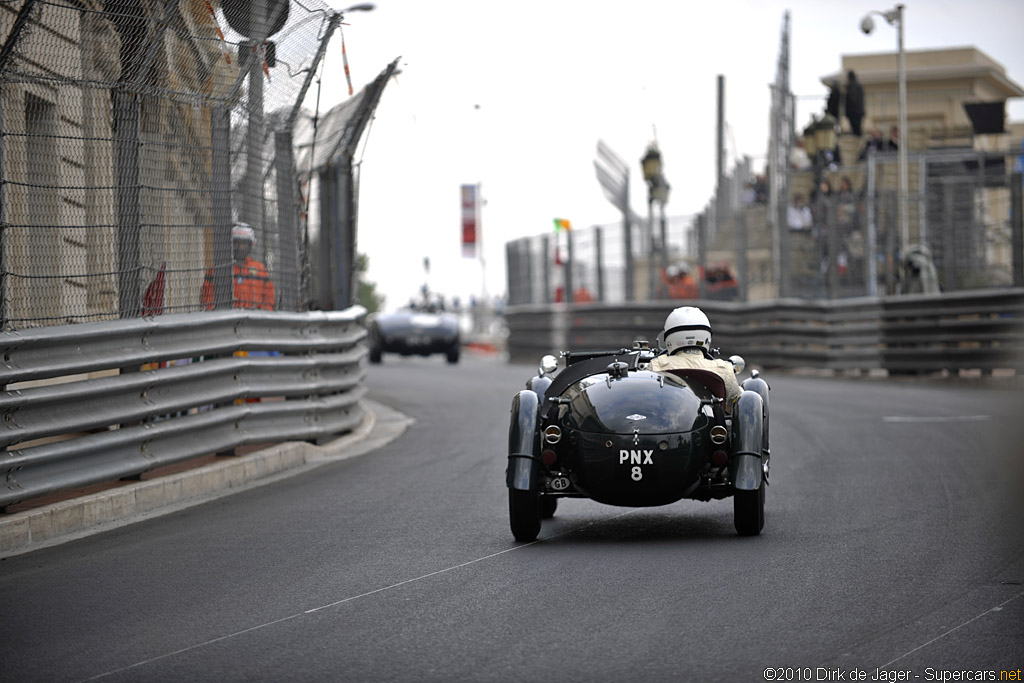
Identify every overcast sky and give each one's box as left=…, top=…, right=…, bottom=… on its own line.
left=317, top=0, right=1024, bottom=310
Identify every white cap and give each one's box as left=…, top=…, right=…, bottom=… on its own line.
left=231, top=222, right=255, bottom=243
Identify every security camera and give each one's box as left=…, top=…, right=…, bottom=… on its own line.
left=860, top=16, right=875, bottom=34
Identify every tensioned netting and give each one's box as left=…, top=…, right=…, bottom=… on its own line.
left=0, top=0, right=340, bottom=329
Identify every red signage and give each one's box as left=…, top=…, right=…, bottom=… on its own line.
left=461, top=184, right=478, bottom=258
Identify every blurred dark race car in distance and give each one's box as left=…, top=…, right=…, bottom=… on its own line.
left=367, top=300, right=461, bottom=364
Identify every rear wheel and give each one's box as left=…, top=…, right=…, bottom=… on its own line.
left=509, top=489, right=541, bottom=542
left=540, top=496, right=558, bottom=519
left=446, top=344, right=460, bottom=364
left=733, top=479, right=765, bottom=536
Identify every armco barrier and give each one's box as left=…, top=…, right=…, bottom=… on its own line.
left=1, top=308, right=368, bottom=510
left=505, top=290, right=1024, bottom=374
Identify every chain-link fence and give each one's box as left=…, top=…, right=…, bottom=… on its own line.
left=774, top=148, right=1022, bottom=299
left=505, top=214, right=695, bottom=306
left=0, top=0, right=349, bottom=330
left=509, top=145, right=1022, bottom=305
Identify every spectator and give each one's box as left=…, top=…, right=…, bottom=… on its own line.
left=662, top=263, right=698, bottom=300
left=836, top=176, right=859, bottom=277
left=787, top=193, right=812, bottom=231
left=573, top=285, right=595, bottom=303
left=741, top=181, right=757, bottom=206
left=790, top=137, right=811, bottom=170
left=753, top=174, right=769, bottom=204
left=858, top=128, right=885, bottom=160
left=826, top=80, right=842, bottom=119
left=845, top=71, right=865, bottom=137
left=887, top=125, right=900, bottom=151
left=200, top=223, right=275, bottom=310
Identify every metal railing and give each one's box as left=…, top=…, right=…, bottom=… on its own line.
left=504, top=290, right=1024, bottom=375
left=1, top=306, right=368, bottom=510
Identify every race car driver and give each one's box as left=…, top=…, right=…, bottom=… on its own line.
left=650, top=306, right=742, bottom=411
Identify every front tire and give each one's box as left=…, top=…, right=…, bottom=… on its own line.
left=734, top=478, right=765, bottom=536
left=509, top=489, right=541, bottom=542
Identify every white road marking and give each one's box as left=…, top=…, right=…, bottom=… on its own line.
left=883, top=415, right=991, bottom=423
left=79, top=508, right=640, bottom=682
left=878, top=589, right=1024, bottom=669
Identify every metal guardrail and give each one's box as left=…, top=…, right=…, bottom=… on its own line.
left=1, top=308, right=368, bottom=510
left=505, top=290, right=1024, bottom=374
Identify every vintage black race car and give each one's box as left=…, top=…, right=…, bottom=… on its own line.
left=506, top=342, right=770, bottom=542
left=367, top=304, right=461, bottom=364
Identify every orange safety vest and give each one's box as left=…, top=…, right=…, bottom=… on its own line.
left=201, top=257, right=275, bottom=310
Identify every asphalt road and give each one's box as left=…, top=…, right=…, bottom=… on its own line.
left=2, top=355, right=1022, bottom=683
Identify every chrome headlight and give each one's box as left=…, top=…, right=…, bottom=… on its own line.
left=539, top=355, right=558, bottom=376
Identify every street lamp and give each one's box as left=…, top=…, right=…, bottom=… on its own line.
left=803, top=119, right=818, bottom=159
left=641, top=144, right=669, bottom=299
left=641, top=145, right=662, bottom=184
left=814, top=114, right=837, bottom=160
left=862, top=4, right=908, bottom=262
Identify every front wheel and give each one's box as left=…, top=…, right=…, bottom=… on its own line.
left=509, top=489, right=541, bottom=542
left=733, top=479, right=765, bottom=536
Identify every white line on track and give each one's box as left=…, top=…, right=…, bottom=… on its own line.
left=883, top=415, right=991, bottom=423
left=79, top=508, right=640, bottom=682
left=878, top=589, right=1024, bottom=669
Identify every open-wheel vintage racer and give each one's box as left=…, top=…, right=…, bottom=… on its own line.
left=367, top=299, right=460, bottom=364
left=505, top=311, right=770, bottom=542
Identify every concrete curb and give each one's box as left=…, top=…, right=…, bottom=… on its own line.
left=0, top=399, right=411, bottom=558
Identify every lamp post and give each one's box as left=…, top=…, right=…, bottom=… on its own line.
left=862, top=4, right=908, bottom=261
left=641, top=144, right=668, bottom=299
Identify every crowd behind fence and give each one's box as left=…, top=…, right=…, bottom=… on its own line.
left=507, top=147, right=1024, bottom=305
left=0, top=0, right=343, bottom=331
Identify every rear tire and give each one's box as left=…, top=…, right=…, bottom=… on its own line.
left=540, top=496, right=558, bottom=519
left=734, top=478, right=765, bottom=536
left=369, top=344, right=382, bottom=364
left=446, top=344, right=460, bottom=364
left=509, top=489, right=541, bottom=542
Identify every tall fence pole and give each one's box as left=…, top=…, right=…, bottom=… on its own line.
left=1012, top=173, right=1023, bottom=287
left=113, top=90, right=141, bottom=318
left=623, top=172, right=634, bottom=300
left=866, top=153, right=878, bottom=297
left=565, top=228, right=575, bottom=304
left=243, top=2, right=268, bottom=248
left=736, top=210, right=748, bottom=302
left=211, top=106, right=233, bottom=309
left=697, top=212, right=707, bottom=299
left=275, top=131, right=299, bottom=310
left=826, top=197, right=839, bottom=299
left=541, top=234, right=551, bottom=304
left=595, top=226, right=605, bottom=302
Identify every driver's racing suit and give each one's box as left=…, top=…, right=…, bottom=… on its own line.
left=650, top=348, right=742, bottom=411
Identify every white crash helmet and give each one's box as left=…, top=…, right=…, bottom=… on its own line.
left=662, top=306, right=712, bottom=353
left=231, top=222, right=256, bottom=243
